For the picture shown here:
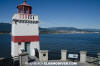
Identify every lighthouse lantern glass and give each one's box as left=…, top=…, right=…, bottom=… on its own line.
left=17, top=1, right=32, bottom=14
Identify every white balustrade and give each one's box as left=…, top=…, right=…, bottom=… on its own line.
left=12, top=13, right=38, bottom=21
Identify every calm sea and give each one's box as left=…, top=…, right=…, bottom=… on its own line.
left=0, top=33, right=100, bottom=58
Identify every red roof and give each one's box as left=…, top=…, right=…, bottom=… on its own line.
left=17, top=1, right=31, bottom=8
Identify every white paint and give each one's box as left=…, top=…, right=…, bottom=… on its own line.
left=11, top=13, right=40, bottom=57
left=61, top=50, right=67, bottom=61
left=11, top=42, right=18, bottom=57
left=80, top=51, right=87, bottom=63
left=30, top=44, right=35, bottom=56
left=11, top=42, right=26, bottom=57
left=18, top=42, right=25, bottom=54
left=39, top=50, right=48, bottom=62
left=12, top=22, right=39, bottom=36
left=12, top=13, right=38, bottom=21
left=29, top=41, right=40, bottom=56
left=31, top=41, right=40, bottom=50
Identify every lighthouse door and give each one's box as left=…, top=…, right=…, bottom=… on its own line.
left=25, top=42, right=30, bottom=55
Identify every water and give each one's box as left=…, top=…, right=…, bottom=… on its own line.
left=0, top=33, right=100, bottom=58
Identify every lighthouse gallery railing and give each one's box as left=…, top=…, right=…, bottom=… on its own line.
left=12, top=13, right=38, bottom=21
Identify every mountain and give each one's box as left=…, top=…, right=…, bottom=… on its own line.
left=0, top=23, right=11, bottom=33
left=81, top=29, right=100, bottom=32
left=44, top=27, right=80, bottom=31
left=0, top=23, right=100, bottom=34
left=40, top=27, right=100, bottom=34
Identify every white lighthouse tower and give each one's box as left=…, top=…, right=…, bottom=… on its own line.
left=11, top=1, right=40, bottom=58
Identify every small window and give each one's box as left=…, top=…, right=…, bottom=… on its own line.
left=33, top=16, right=34, bottom=19
left=25, top=42, right=30, bottom=52
left=20, top=8, right=23, bottom=13
left=25, top=42, right=30, bottom=44
left=43, top=54, right=46, bottom=56
left=18, top=42, right=21, bottom=45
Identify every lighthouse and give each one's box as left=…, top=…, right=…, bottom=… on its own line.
left=11, top=1, right=40, bottom=58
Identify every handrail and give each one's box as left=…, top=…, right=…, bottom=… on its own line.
left=12, top=13, right=38, bottom=21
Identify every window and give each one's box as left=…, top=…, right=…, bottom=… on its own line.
left=25, top=42, right=30, bottom=44
left=20, top=8, right=23, bottom=13
left=18, top=42, right=21, bottom=45
left=33, top=16, right=34, bottom=19
left=43, top=54, right=46, bottom=56
left=25, top=42, right=30, bottom=52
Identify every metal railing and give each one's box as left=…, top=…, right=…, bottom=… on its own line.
left=0, top=57, right=19, bottom=66
left=48, top=51, right=61, bottom=60
left=12, top=13, right=38, bottom=21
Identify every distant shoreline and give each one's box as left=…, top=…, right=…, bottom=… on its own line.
left=0, top=23, right=100, bottom=34
left=40, top=31, right=100, bottom=34
left=40, top=33, right=100, bottom=34
left=0, top=31, right=100, bottom=35
left=0, top=32, right=10, bottom=34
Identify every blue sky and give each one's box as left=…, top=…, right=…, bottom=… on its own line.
left=0, top=0, right=100, bottom=29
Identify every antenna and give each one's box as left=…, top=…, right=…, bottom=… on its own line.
left=16, top=0, right=27, bottom=2
left=23, top=0, right=26, bottom=2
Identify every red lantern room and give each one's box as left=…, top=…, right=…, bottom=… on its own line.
left=17, top=1, right=32, bottom=14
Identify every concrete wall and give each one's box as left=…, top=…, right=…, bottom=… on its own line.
left=11, top=42, right=25, bottom=57
left=80, top=51, right=87, bottom=63
left=11, top=42, right=19, bottom=57
left=12, top=21, right=39, bottom=36
left=30, top=41, right=40, bottom=56
left=19, top=52, right=28, bottom=66
left=11, top=41, right=40, bottom=57
left=98, top=53, right=100, bottom=65
left=39, top=50, right=48, bottom=62
left=11, top=15, right=40, bottom=57
left=61, top=50, right=67, bottom=61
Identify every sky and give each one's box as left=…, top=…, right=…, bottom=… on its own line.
left=0, top=0, right=100, bottom=29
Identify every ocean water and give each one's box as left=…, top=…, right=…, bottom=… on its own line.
left=0, top=33, right=100, bottom=58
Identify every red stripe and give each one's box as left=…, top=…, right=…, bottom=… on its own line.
left=12, top=36, right=39, bottom=42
